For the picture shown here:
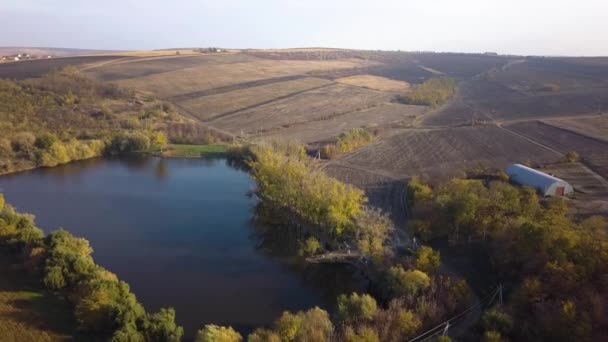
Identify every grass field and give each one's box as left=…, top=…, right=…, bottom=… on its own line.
left=0, top=249, right=76, bottom=342
left=162, top=144, right=230, bottom=157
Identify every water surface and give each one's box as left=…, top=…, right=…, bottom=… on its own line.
left=0, top=156, right=361, bottom=337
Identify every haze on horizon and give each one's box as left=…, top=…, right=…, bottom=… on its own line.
left=1, top=0, right=607, bottom=56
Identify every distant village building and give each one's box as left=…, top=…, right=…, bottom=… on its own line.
left=506, top=164, right=573, bottom=196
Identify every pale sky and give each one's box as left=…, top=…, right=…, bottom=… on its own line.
left=1, top=0, right=607, bottom=56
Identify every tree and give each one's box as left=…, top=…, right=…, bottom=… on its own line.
left=247, top=329, right=281, bottom=342
left=337, top=293, right=378, bottom=323
left=481, top=308, right=513, bottom=335
left=275, top=307, right=333, bottom=342
left=343, top=325, right=379, bottom=342
left=74, top=279, right=145, bottom=336
left=386, top=266, right=431, bottom=297
left=195, top=325, right=242, bottom=342
left=142, top=308, right=184, bottom=342
left=149, top=131, right=168, bottom=152
left=298, top=237, right=321, bottom=257
left=354, top=208, right=393, bottom=262
left=414, top=246, right=440, bottom=273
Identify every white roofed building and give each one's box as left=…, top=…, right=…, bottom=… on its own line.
left=506, top=164, right=573, bottom=197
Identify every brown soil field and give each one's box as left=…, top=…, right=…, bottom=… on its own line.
left=113, top=59, right=380, bottom=98
left=543, top=116, right=608, bottom=143
left=335, top=126, right=559, bottom=180
left=335, top=75, right=410, bottom=92
left=0, top=55, right=124, bottom=79
left=258, top=103, right=426, bottom=144
left=424, top=79, right=608, bottom=126
left=506, top=121, right=608, bottom=178
left=178, top=77, right=333, bottom=121
left=208, top=84, right=392, bottom=135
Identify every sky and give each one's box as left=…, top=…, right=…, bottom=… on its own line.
left=1, top=0, right=607, bottom=56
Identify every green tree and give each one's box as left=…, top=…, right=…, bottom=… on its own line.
left=247, top=329, right=281, bottom=342
left=298, top=237, right=321, bottom=257
left=337, top=293, right=378, bottom=323
left=386, top=266, right=431, bottom=297
left=343, top=325, right=379, bottom=342
left=149, top=131, right=168, bottom=152
left=195, top=325, right=242, bottom=342
left=414, top=246, right=440, bottom=273
left=143, top=308, right=184, bottom=342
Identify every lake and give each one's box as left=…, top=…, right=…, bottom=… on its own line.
left=0, top=156, right=363, bottom=337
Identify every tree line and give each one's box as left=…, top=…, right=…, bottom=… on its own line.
left=320, top=128, right=375, bottom=160
left=398, top=78, right=457, bottom=108
left=407, top=177, right=608, bottom=341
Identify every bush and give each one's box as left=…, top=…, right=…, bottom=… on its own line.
left=563, top=151, right=580, bottom=163
left=298, top=237, right=321, bottom=257
left=398, top=78, right=457, bottom=107
left=11, top=132, right=36, bottom=155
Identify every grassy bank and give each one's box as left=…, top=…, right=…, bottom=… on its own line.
left=162, top=144, right=230, bottom=158
left=0, top=248, right=77, bottom=341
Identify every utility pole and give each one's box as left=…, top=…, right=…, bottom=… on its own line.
left=442, top=322, right=450, bottom=336
left=498, top=284, right=503, bottom=306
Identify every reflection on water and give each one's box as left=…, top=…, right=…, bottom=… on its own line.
left=0, top=156, right=364, bottom=338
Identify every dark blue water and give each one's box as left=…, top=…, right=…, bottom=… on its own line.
left=0, top=156, right=362, bottom=337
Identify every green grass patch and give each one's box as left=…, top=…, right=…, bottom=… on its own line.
left=163, top=144, right=229, bottom=158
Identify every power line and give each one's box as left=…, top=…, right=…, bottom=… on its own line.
left=408, top=286, right=500, bottom=342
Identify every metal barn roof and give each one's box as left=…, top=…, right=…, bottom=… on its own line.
left=505, top=164, right=573, bottom=196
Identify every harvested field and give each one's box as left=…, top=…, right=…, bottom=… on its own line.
left=114, top=59, right=380, bottom=98
left=424, top=79, right=608, bottom=126
left=543, top=116, right=608, bottom=143
left=336, top=126, right=558, bottom=179
left=506, top=121, right=608, bottom=178
left=209, top=84, right=392, bottom=135
left=85, top=54, right=259, bottom=81
left=335, top=75, right=410, bottom=92
left=539, top=162, right=608, bottom=198
left=258, top=103, right=426, bottom=144
left=178, top=77, right=333, bottom=121
left=0, top=55, right=124, bottom=79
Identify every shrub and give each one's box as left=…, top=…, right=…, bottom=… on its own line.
left=398, top=78, right=457, bottom=107
left=298, top=237, right=321, bottom=257
left=11, top=132, right=36, bottom=155
left=563, top=151, right=580, bottom=163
